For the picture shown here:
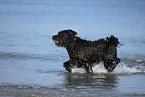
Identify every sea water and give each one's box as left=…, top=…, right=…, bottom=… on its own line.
left=0, top=0, right=145, bottom=97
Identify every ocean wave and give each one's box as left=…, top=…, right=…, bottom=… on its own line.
left=0, top=52, right=60, bottom=61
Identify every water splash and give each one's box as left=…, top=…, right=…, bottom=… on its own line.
left=113, top=62, right=143, bottom=74
left=72, top=62, right=143, bottom=74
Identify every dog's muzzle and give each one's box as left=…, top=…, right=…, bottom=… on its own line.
left=52, top=35, right=59, bottom=44
left=55, top=41, right=59, bottom=44
left=52, top=35, right=63, bottom=47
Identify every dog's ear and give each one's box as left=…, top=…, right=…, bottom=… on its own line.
left=67, top=29, right=77, bottom=36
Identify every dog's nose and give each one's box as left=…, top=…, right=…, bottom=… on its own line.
left=55, top=41, right=59, bottom=44
left=52, top=35, right=57, bottom=40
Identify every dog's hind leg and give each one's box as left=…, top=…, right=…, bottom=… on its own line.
left=103, top=57, right=120, bottom=72
left=116, top=58, right=121, bottom=64
left=104, top=61, right=116, bottom=72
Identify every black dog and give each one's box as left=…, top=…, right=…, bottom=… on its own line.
left=52, top=29, right=120, bottom=73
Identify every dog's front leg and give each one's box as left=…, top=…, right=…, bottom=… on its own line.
left=83, top=63, right=93, bottom=73
left=63, top=61, right=72, bottom=73
left=63, top=59, right=77, bottom=73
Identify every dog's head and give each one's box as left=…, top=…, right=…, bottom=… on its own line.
left=52, top=29, right=77, bottom=47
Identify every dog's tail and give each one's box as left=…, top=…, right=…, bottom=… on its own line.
left=106, top=35, right=120, bottom=47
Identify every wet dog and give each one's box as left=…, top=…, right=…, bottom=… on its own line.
left=52, top=29, right=120, bottom=73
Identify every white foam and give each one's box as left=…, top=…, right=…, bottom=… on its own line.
left=71, top=62, right=142, bottom=74
left=136, top=60, right=143, bottom=62
left=72, top=67, right=86, bottom=73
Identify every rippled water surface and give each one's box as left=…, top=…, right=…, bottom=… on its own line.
left=0, top=0, right=145, bottom=97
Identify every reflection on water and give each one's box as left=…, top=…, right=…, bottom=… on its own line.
left=64, top=73, right=118, bottom=90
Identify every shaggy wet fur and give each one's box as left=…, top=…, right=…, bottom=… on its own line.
left=52, top=29, right=120, bottom=73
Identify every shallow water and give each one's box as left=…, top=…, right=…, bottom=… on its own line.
left=0, top=0, right=145, bottom=97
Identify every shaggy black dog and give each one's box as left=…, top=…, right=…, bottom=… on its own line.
left=52, top=29, right=120, bottom=73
